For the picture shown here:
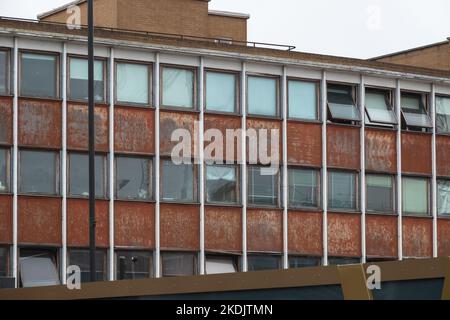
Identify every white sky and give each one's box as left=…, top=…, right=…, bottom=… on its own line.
left=0, top=0, right=449, bottom=59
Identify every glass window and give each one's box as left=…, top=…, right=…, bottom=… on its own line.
left=401, top=93, right=432, bottom=128
left=116, top=251, right=153, bottom=280
left=328, top=171, right=357, bottom=211
left=67, top=249, right=106, bottom=283
left=0, top=149, right=9, bottom=193
left=115, top=156, right=152, bottom=201
left=161, top=252, right=197, bottom=277
left=205, top=71, right=237, bottom=113
left=162, top=161, right=196, bottom=202
left=69, top=57, right=104, bottom=102
left=205, top=255, right=238, bottom=275
left=248, top=166, right=279, bottom=207
left=19, top=249, right=60, bottom=288
left=20, top=52, right=57, bottom=98
left=328, top=257, right=360, bottom=266
left=436, top=96, right=450, bottom=134
left=288, top=168, right=319, bottom=208
left=162, top=67, right=195, bottom=109
left=288, top=80, right=318, bottom=120
left=19, top=150, right=58, bottom=195
left=365, top=89, right=397, bottom=125
left=366, top=174, right=394, bottom=213
left=0, top=247, right=8, bottom=277
left=0, top=51, right=8, bottom=94
left=438, top=180, right=450, bottom=217
left=116, top=62, right=149, bottom=105
left=402, top=177, right=429, bottom=215
left=247, top=76, right=278, bottom=116
left=247, top=255, right=281, bottom=272
left=68, top=153, right=107, bottom=198
left=327, top=84, right=360, bottom=122
left=206, top=165, right=238, bottom=204
left=289, top=256, right=321, bottom=269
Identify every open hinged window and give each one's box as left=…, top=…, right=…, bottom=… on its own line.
left=19, top=249, right=60, bottom=288
left=205, top=255, right=238, bottom=275
left=327, top=84, right=360, bottom=123
left=365, top=88, right=397, bottom=126
left=401, top=92, right=432, bottom=130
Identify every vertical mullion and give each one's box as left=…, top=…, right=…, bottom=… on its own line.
left=12, top=37, right=18, bottom=288
left=431, top=84, right=438, bottom=258
left=199, top=57, right=205, bottom=275
left=61, top=42, right=68, bottom=284
left=282, top=66, right=288, bottom=269
left=396, top=80, right=403, bottom=261
left=241, top=62, right=247, bottom=272
left=321, top=71, right=328, bottom=266
left=108, top=48, right=115, bottom=281
left=154, top=53, right=161, bottom=278
left=360, top=75, right=366, bottom=263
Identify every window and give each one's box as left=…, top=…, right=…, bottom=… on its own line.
left=247, top=255, right=281, bottom=272
left=162, top=66, right=195, bottom=109
left=116, top=251, right=153, bottom=280
left=115, top=156, right=152, bottom=201
left=206, top=165, right=239, bottom=204
left=327, top=84, right=360, bottom=122
left=401, top=92, right=432, bottom=129
left=19, top=150, right=59, bottom=195
left=0, top=50, right=8, bottom=95
left=0, top=148, right=9, bottom=193
left=288, top=80, right=318, bottom=120
left=365, top=89, right=397, bottom=125
left=67, top=249, right=106, bottom=283
left=20, top=52, right=57, bottom=98
left=19, top=249, right=60, bottom=288
left=288, top=168, right=319, bottom=208
left=0, top=247, right=8, bottom=277
left=402, top=177, right=429, bottom=216
left=436, top=96, right=450, bottom=134
left=205, top=255, right=238, bottom=275
left=247, top=76, right=278, bottom=116
left=248, top=166, right=279, bottom=207
left=68, top=57, right=105, bottom=102
left=116, top=62, right=150, bottom=105
left=161, top=252, right=197, bottom=277
left=289, top=256, right=321, bottom=269
left=205, top=71, right=237, bottom=113
left=328, top=171, right=358, bottom=211
left=162, top=160, right=196, bottom=203
left=68, top=153, right=107, bottom=198
left=366, top=174, right=395, bottom=213
left=438, top=180, right=450, bottom=217
left=328, top=257, right=360, bottom=266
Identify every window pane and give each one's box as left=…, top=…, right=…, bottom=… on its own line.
left=402, top=177, right=429, bottom=215
left=206, top=165, right=237, bottom=204
left=401, top=93, right=432, bottom=128
left=117, top=251, right=153, bottom=280
left=328, top=257, right=360, bottom=266
left=365, top=90, right=397, bottom=125
left=0, top=247, right=8, bottom=277
left=69, top=58, right=104, bottom=101
left=289, top=256, right=321, bottom=269
left=247, top=255, right=281, bottom=271
left=288, top=80, right=317, bottom=120
left=288, top=169, right=318, bottom=208
left=248, top=166, right=279, bottom=206
left=68, top=249, right=106, bottom=283
left=69, top=153, right=106, bottom=198
left=116, top=157, right=151, bottom=200
left=327, top=84, right=360, bottom=121
left=366, top=175, right=394, bottom=213
left=162, top=67, right=194, bottom=108
left=438, top=180, right=450, bottom=217
left=247, top=76, right=277, bottom=116
left=19, top=150, right=58, bottom=195
left=162, top=252, right=196, bottom=277
left=206, top=71, right=236, bottom=113
left=0, top=51, right=7, bottom=94
left=205, top=256, right=237, bottom=275
left=117, top=63, right=149, bottom=104
left=436, top=96, right=450, bottom=134
left=0, top=149, right=8, bottom=193
left=328, top=171, right=357, bottom=210
left=19, top=250, right=60, bottom=288
left=21, top=53, right=57, bottom=98
left=162, top=161, right=195, bottom=202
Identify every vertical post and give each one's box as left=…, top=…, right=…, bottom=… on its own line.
left=241, top=62, right=248, bottom=272
left=359, top=75, right=366, bottom=263
left=61, top=42, right=68, bottom=284
left=396, top=80, right=403, bottom=261
left=12, top=37, right=18, bottom=288
left=199, top=57, right=205, bottom=275
left=282, top=66, right=289, bottom=269
left=154, top=53, right=161, bottom=278
left=431, top=84, right=438, bottom=258
left=108, top=47, right=115, bottom=281
left=321, top=71, right=328, bottom=266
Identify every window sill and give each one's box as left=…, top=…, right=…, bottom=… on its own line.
left=114, top=102, right=154, bottom=109
left=366, top=211, right=398, bottom=217
left=67, top=196, right=110, bottom=201
left=0, top=93, right=13, bottom=98
left=0, top=192, right=12, bottom=196
left=326, top=121, right=361, bottom=129
left=114, top=198, right=155, bottom=204
left=17, top=193, right=62, bottom=198
left=204, top=110, right=241, bottom=117
left=160, top=201, right=200, bottom=206
left=246, top=114, right=282, bottom=121
left=205, top=203, right=243, bottom=209
left=19, top=96, right=62, bottom=102
left=402, top=213, right=433, bottom=219
left=327, top=209, right=361, bottom=215
left=288, top=207, right=322, bottom=213
left=287, top=118, right=322, bottom=125
left=247, top=205, right=283, bottom=210
left=160, top=105, right=199, bottom=113
left=67, top=99, right=109, bottom=107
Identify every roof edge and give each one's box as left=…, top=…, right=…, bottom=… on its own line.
left=370, top=38, right=450, bottom=61
left=208, top=10, right=250, bottom=20
left=37, top=0, right=86, bottom=20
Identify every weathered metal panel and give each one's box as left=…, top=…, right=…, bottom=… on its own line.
left=67, top=199, right=109, bottom=248
left=438, top=219, right=450, bottom=257
left=205, top=206, right=242, bottom=252
left=204, top=114, right=241, bottom=163
left=160, top=203, right=200, bottom=250
left=246, top=118, right=282, bottom=164
left=327, top=125, right=360, bottom=170
left=18, top=196, right=62, bottom=245
left=114, top=201, right=155, bottom=249
left=160, top=111, right=199, bottom=157
left=365, top=214, right=398, bottom=258
left=114, top=107, right=155, bottom=155
left=327, top=213, right=361, bottom=257
left=437, top=135, right=450, bottom=177
left=287, top=122, right=322, bottom=166
left=401, top=132, right=432, bottom=175
left=365, top=128, right=397, bottom=173
left=0, top=97, right=12, bottom=145
left=18, top=99, right=62, bottom=148
left=247, top=208, right=283, bottom=253
left=402, top=217, right=433, bottom=258
left=288, top=211, right=322, bottom=256
left=67, top=103, right=109, bottom=152
left=0, top=195, right=12, bottom=244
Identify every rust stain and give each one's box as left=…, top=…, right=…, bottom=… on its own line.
left=437, top=135, right=450, bottom=177
left=327, top=213, right=361, bottom=257
left=246, top=118, right=282, bottom=164
left=0, top=195, right=12, bottom=244
left=401, top=132, right=432, bottom=175
left=365, top=128, right=397, bottom=173
left=327, top=125, right=360, bottom=170
left=402, top=217, right=433, bottom=258
left=438, top=219, right=450, bottom=257
left=160, top=110, right=199, bottom=157
left=287, top=122, right=322, bottom=167
left=205, top=206, right=242, bottom=252
left=288, top=211, right=322, bottom=256
left=204, top=114, right=241, bottom=163
left=0, top=97, right=12, bottom=145
left=247, top=208, right=283, bottom=252
left=365, top=214, right=398, bottom=258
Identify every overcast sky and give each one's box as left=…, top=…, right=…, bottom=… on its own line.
left=0, top=0, right=449, bottom=59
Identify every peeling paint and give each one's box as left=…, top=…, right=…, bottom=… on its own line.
left=437, top=135, right=450, bottom=177
left=366, top=214, right=398, bottom=258
left=0, top=195, right=12, bottom=244
left=402, top=217, right=433, bottom=258
left=247, top=208, right=283, bottom=252
left=160, top=203, right=199, bottom=250
left=205, top=206, right=242, bottom=252
left=287, top=122, right=322, bottom=166
left=327, top=125, right=360, bottom=169
left=365, top=128, right=397, bottom=173
left=327, top=213, right=361, bottom=257
left=288, top=211, right=322, bottom=256
left=0, top=97, right=12, bottom=145
left=401, top=132, right=432, bottom=175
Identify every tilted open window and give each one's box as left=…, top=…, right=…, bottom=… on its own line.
left=205, top=255, right=238, bottom=275
left=401, top=92, right=432, bottom=130
left=327, top=84, right=360, bottom=123
left=365, top=88, right=397, bottom=126
left=19, top=249, right=60, bottom=288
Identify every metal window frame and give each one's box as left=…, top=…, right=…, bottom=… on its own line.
left=0, top=147, right=11, bottom=194
left=204, top=254, right=239, bottom=274
left=203, top=68, right=240, bottom=115
left=204, top=163, right=241, bottom=206
left=246, top=253, right=283, bottom=271
left=401, top=175, right=432, bottom=217
left=364, top=87, right=398, bottom=126
left=287, top=166, right=321, bottom=210
left=400, top=91, right=433, bottom=130
left=326, top=82, right=361, bottom=123
left=327, top=169, right=360, bottom=213
left=286, top=77, right=321, bottom=122
left=288, top=255, right=322, bottom=268
left=246, top=73, right=281, bottom=119
left=435, top=94, right=450, bottom=135
left=0, top=245, right=10, bottom=277
left=160, top=251, right=199, bottom=277
left=18, top=246, right=60, bottom=288
left=66, top=247, right=108, bottom=281
left=114, top=249, right=154, bottom=280
left=436, top=178, right=450, bottom=217
left=0, top=48, right=11, bottom=95
left=160, top=64, right=198, bottom=111
left=365, top=173, right=397, bottom=215
left=247, top=164, right=281, bottom=209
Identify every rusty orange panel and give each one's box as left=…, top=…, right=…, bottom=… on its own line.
left=287, top=122, right=322, bottom=167
left=437, top=135, right=450, bottom=177
left=401, top=132, right=432, bottom=175
left=288, top=211, right=322, bottom=256
left=18, top=196, right=61, bottom=245
left=67, top=199, right=109, bottom=248
left=365, top=214, right=398, bottom=258
left=0, top=195, right=12, bottom=244
left=160, top=203, right=199, bottom=250
left=205, top=206, right=242, bottom=252
left=67, top=103, right=109, bottom=152
left=204, top=114, right=241, bottom=163
left=247, top=208, right=283, bottom=252
left=438, top=219, right=450, bottom=257
left=18, top=99, right=62, bottom=148
left=365, top=128, right=397, bottom=173
left=327, top=125, right=360, bottom=170
left=402, top=217, right=432, bottom=258
left=327, top=213, right=361, bottom=257
left=115, top=201, right=155, bottom=248
left=160, top=110, right=199, bottom=157
left=246, top=118, right=282, bottom=164
left=115, top=107, right=155, bottom=154
left=0, top=97, right=12, bottom=145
